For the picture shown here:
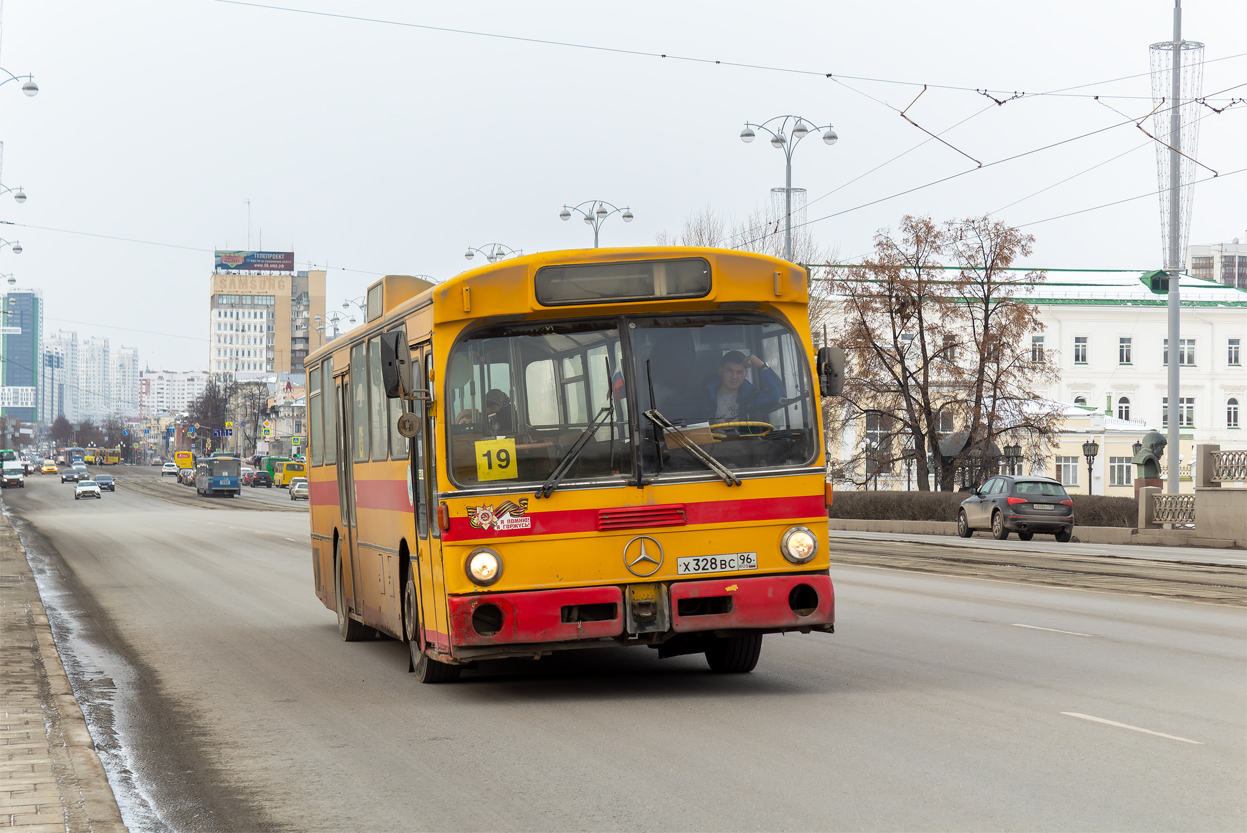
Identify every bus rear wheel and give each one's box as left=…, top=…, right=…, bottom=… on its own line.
left=405, top=574, right=460, bottom=683
left=335, top=545, right=368, bottom=642
left=705, top=633, right=762, bottom=673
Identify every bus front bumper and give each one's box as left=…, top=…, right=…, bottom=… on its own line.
left=446, top=573, right=834, bottom=651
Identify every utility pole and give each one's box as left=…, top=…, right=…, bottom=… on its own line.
left=1165, top=0, right=1182, bottom=494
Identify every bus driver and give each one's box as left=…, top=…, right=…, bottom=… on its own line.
left=707, top=350, right=784, bottom=423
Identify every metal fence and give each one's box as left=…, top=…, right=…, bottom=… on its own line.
left=1153, top=493, right=1196, bottom=526
left=1210, top=449, right=1247, bottom=482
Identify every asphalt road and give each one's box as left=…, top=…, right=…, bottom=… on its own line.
left=4, top=471, right=1244, bottom=832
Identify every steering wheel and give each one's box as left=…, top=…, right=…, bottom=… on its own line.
left=708, top=421, right=774, bottom=440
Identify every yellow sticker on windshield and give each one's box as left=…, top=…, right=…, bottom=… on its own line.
left=475, top=438, right=518, bottom=481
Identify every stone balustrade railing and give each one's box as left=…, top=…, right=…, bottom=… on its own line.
left=1153, top=492, right=1195, bottom=526
left=1210, top=449, right=1247, bottom=483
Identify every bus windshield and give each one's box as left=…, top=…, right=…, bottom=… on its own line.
left=445, top=313, right=816, bottom=488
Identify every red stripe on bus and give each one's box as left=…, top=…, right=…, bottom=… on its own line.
left=308, top=480, right=339, bottom=506
left=354, top=478, right=413, bottom=513
left=444, top=494, right=824, bottom=541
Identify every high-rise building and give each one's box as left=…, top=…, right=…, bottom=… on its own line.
left=208, top=254, right=325, bottom=379
left=1187, top=233, right=1247, bottom=290
left=113, top=347, right=140, bottom=417
left=139, top=369, right=208, bottom=416
left=79, top=336, right=112, bottom=422
left=1, top=288, right=43, bottom=424
left=43, top=330, right=79, bottom=424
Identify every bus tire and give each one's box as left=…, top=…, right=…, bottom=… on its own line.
left=334, top=545, right=368, bottom=642
left=405, top=574, right=460, bottom=683
left=704, top=633, right=762, bottom=673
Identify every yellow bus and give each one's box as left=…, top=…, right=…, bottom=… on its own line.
left=274, top=460, right=306, bottom=487
left=305, top=249, right=842, bottom=683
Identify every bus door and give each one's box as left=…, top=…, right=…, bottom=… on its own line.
left=411, top=342, right=450, bottom=653
left=335, top=369, right=363, bottom=622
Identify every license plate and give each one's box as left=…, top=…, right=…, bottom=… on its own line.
left=677, top=553, right=758, bottom=575
left=1032, top=504, right=1054, bottom=510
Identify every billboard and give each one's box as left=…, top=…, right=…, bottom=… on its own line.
left=214, top=250, right=295, bottom=272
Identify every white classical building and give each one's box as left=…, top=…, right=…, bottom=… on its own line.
left=1023, top=269, right=1245, bottom=447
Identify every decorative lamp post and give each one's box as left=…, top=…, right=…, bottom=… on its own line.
left=0, top=184, right=26, bottom=203
left=342, top=296, right=365, bottom=315
left=465, top=244, right=522, bottom=263
left=739, top=115, right=838, bottom=263
left=0, top=238, right=23, bottom=255
left=559, top=200, right=633, bottom=248
left=1082, top=439, right=1100, bottom=495
left=1004, top=442, right=1022, bottom=475
left=320, top=311, right=353, bottom=340
left=1132, top=439, right=1144, bottom=457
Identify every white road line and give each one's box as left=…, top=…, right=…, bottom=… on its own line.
left=1012, top=623, right=1093, bottom=637
left=1061, top=712, right=1203, bottom=744
left=284, top=537, right=295, bottom=542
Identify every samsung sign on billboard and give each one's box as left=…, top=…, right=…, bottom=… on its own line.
left=214, top=250, right=295, bottom=272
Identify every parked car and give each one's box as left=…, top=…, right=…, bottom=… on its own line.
left=94, top=474, right=116, bottom=492
left=161, top=462, right=178, bottom=477
left=250, top=470, right=273, bottom=488
left=957, top=475, right=1074, bottom=542
left=289, top=478, right=309, bottom=500
left=74, top=480, right=102, bottom=500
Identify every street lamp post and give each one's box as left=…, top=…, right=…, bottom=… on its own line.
left=317, top=311, right=353, bottom=342
left=0, top=238, right=23, bottom=256
left=1082, top=439, right=1100, bottom=496
left=739, top=115, right=838, bottom=263
left=1004, top=442, right=1023, bottom=476
left=465, top=244, right=522, bottom=263
left=559, top=200, right=634, bottom=248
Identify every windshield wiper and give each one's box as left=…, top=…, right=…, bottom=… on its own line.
left=643, top=409, right=741, bottom=487
left=535, top=401, right=615, bottom=499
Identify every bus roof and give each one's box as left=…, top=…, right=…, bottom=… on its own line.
left=304, top=247, right=802, bottom=366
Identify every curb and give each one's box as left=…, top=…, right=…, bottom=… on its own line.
left=0, top=509, right=127, bottom=832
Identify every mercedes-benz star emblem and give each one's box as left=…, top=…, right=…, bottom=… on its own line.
left=623, top=535, right=663, bottom=577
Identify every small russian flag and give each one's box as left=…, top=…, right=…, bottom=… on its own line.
left=611, top=370, right=626, bottom=401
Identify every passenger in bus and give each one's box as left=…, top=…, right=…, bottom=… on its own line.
left=705, top=350, right=784, bottom=423
left=456, top=408, right=482, bottom=426
left=483, top=389, right=515, bottom=435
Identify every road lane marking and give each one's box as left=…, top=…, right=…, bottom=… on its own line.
left=284, top=537, right=295, bottom=542
left=1012, top=623, right=1093, bottom=637
left=1061, top=712, right=1202, bottom=744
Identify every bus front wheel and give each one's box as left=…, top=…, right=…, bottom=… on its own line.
left=405, top=575, right=460, bottom=683
left=335, top=546, right=368, bottom=642
left=705, top=633, right=762, bottom=673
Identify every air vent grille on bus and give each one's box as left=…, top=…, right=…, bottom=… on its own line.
left=597, top=505, right=687, bottom=531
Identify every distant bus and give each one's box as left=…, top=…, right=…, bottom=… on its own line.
left=274, top=460, right=306, bottom=487
left=0, top=449, right=16, bottom=463
left=196, top=455, right=241, bottom=497
left=258, top=456, right=291, bottom=478
left=83, top=449, right=98, bottom=464
left=67, top=447, right=86, bottom=464
left=173, top=450, right=195, bottom=471
left=102, top=450, right=121, bottom=466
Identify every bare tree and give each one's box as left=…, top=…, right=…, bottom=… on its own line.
left=827, top=215, right=1060, bottom=491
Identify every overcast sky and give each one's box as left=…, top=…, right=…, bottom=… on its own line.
left=1, top=0, right=1243, bottom=371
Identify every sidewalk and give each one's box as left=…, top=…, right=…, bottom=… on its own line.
left=1, top=511, right=125, bottom=832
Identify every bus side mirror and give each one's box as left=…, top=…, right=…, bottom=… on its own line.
left=379, top=331, right=410, bottom=399
left=817, top=345, right=844, bottom=397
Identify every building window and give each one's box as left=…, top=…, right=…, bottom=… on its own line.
left=1190, top=255, right=1213, bottom=279
left=1230, top=338, right=1241, bottom=366
left=1056, top=456, right=1079, bottom=487
left=1230, top=398, right=1240, bottom=429
left=1117, top=396, right=1131, bottom=421
left=1119, top=337, right=1132, bottom=365
left=1164, top=338, right=1196, bottom=366
left=1073, top=336, right=1088, bottom=364
left=1031, top=336, right=1045, bottom=363
left=1161, top=397, right=1196, bottom=428
left=1074, top=395, right=1087, bottom=406
left=1109, top=457, right=1133, bottom=487
left=1222, top=255, right=1238, bottom=285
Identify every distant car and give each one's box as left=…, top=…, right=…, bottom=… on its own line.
left=289, top=478, right=309, bottom=501
left=958, top=475, right=1074, bottom=542
left=22, top=460, right=35, bottom=475
left=74, top=480, right=102, bottom=500
left=61, top=467, right=82, bottom=483
left=241, top=467, right=255, bottom=486
left=94, top=474, right=116, bottom=492
left=250, top=470, right=273, bottom=488
left=41, top=461, right=57, bottom=475
left=161, top=462, right=178, bottom=477
left=150, top=457, right=163, bottom=466
left=178, top=468, right=195, bottom=485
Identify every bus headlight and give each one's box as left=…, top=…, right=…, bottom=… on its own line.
left=781, top=526, right=818, bottom=564
left=466, top=548, right=503, bottom=586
